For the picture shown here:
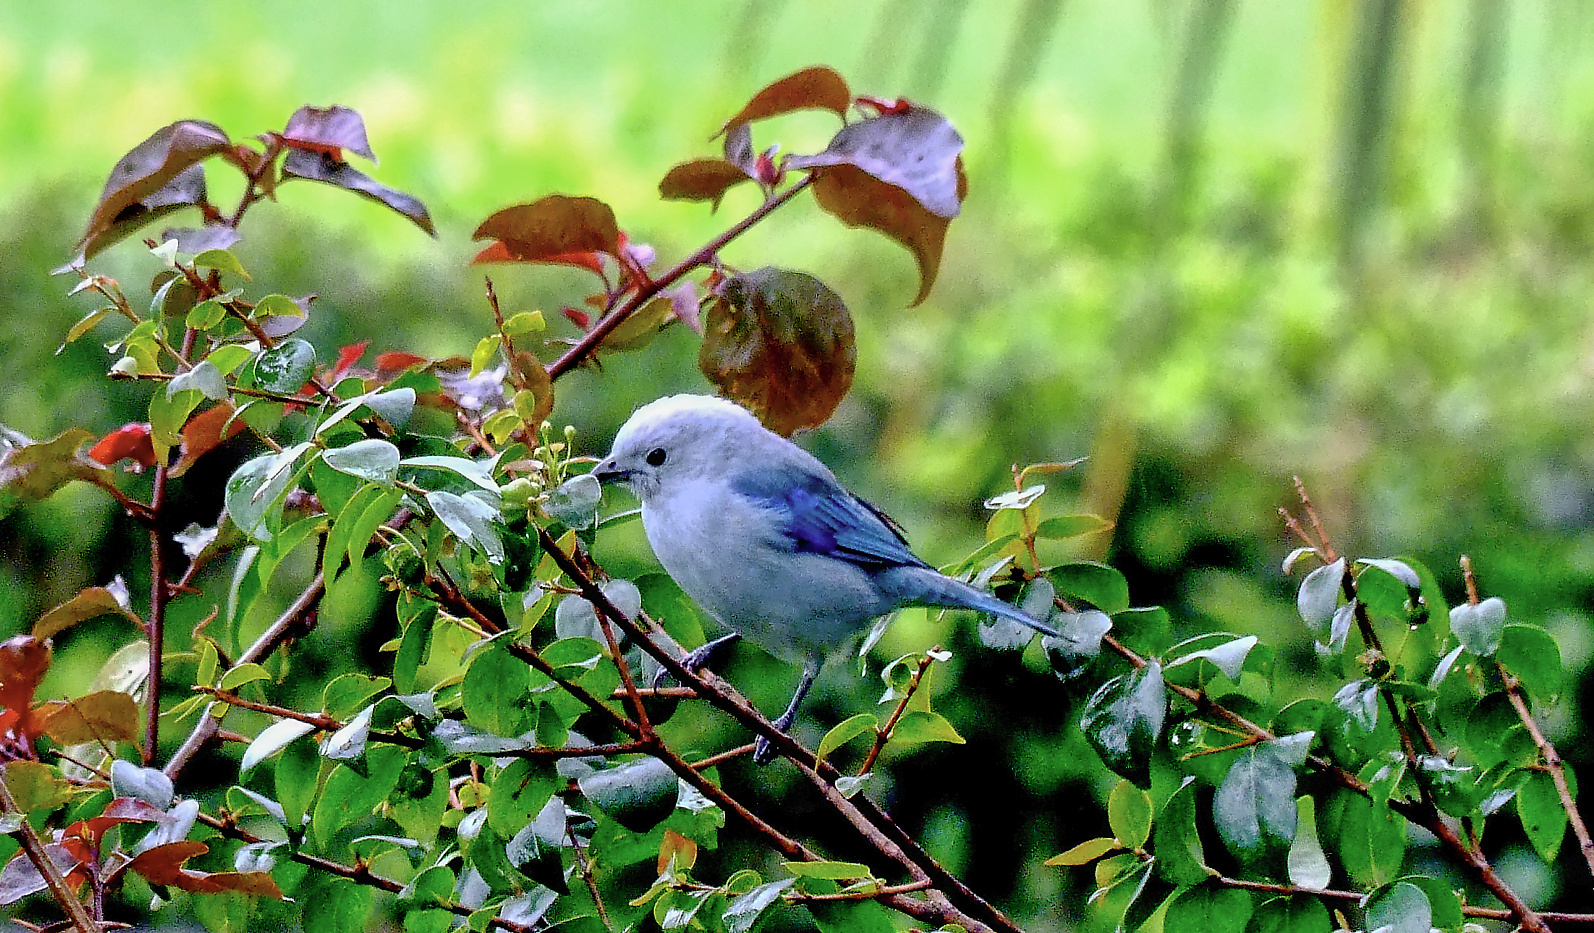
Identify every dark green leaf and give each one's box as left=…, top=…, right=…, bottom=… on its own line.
left=1363, top=881, right=1431, bottom=933
left=1517, top=769, right=1567, bottom=861
left=578, top=758, right=677, bottom=832
left=1497, top=624, right=1562, bottom=703
left=1050, top=562, right=1131, bottom=614
left=321, top=439, right=400, bottom=485
left=817, top=713, right=878, bottom=763
left=254, top=339, right=317, bottom=394
left=1246, top=895, right=1328, bottom=933
left=486, top=758, right=558, bottom=838
left=1212, top=732, right=1311, bottom=861
left=1395, top=875, right=1464, bottom=933
left=426, top=490, right=505, bottom=564
left=1332, top=679, right=1379, bottom=734
left=461, top=644, right=530, bottom=737
left=722, top=878, right=795, bottom=933
left=1153, top=777, right=1210, bottom=887
left=1080, top=661, right=1166, bottom=785
left=1164, top=881, right=1251, bottom=933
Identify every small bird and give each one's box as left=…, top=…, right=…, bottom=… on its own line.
left=593, top=394, right=1057, bottom=763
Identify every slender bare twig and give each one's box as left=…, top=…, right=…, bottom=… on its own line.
left=857, top=652, right=936, bottom=775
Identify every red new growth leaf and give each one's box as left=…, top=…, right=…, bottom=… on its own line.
left=562, top=307, right=592, bottom=330
left=718, top=66, right=852, bottom=139
left=64, top=797, right=167, bottom=849
left=331, top=341, right=370, bottom=382
left=472, top=196, right=621, bottom=274
left=124, top=840, right=283, bottom=898
left=88, top=423, right=157, bottom=470
left=79, top=120, right=231, bottom=257
left=855, top=95, right=912, bottom=116
left=659, top=159, right=754, bottom=210
left=0, top=636, right=51, bottom=736
left=281, top=105, right=377, bottom=163
left=698, top=267, right=856, bottom=435
left=374, top=351, right=429, bottom=374
left=170, top=404, right=247, bottom=478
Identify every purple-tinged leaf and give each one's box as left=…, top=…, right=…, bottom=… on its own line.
left=281, top=149, right=435, bottom=236
left=281, top=105, right=376, bottom=162
left=718, top=66, right=851, bottom=139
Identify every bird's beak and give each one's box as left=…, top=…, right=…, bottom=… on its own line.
left=592, top=457, right=627, bottom=485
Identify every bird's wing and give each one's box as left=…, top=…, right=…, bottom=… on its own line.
left=729, top=467, right=928, bottom=571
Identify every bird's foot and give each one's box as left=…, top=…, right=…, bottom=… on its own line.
left=651, top=632, right=742, bottom=689
left=753, top=709, right=797, bottom=766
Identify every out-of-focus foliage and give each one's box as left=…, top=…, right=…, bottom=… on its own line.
left=2, top=1, right=1593, bottom=930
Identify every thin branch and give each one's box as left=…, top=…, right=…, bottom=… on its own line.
left=858, top=652, right=936, bottom=775
left=1500, top=664, right=1594, bottom=878
left=546, top=175, right=814, bottom=381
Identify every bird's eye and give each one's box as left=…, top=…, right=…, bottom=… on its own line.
left=645, top=447, right=667, bottom=467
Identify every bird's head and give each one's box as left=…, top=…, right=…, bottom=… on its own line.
left=593, top=394, right=764, bottom=501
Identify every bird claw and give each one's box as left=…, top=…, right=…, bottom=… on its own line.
left=651, top=632, right=742, bottom=689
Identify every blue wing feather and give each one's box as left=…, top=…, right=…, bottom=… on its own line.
left=730, top=467, right=927, bottom=570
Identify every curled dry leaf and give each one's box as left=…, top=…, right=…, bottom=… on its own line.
left=718, top=66, right=852, bottom=139
left=698, top=267, right=855, bottom=436
left=472, top=196, right=621, bottom=269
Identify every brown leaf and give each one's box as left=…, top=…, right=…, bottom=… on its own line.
left=511, top=351, right=555, bottom=425
left=35, top=691, right=139, bottom=746
left=33, top=585, right=139, bottom=640
left=659, top=159, right=753, bottom=210
left=698, top=267, right=855, bottom=435
left=170, top=404, right=247, bottom=478
left=806, top=162, right=955, bottom=306
left=0, top=635, right=52, bottom=720
left=472, top=196, right=621, bottom=266
left=281, top=149, right=435, bottom=236
left=0, top=428, right=113, bottom=519
left=281, top=105, right=376, bottom=162
left=80, top=121, right=231, bottom=256
left=718, top=66, right=852, bottom=139
left=788, top=104, right=966, bottom=218
left=124, top=840, right=283, bottom=897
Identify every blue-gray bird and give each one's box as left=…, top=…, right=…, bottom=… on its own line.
left=593, top=394, right=1056, bottom=762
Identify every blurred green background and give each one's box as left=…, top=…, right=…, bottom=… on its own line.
left=3, top=0, right=1593, bottom=928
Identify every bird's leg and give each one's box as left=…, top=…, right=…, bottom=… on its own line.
left=753, top=658, right=820, bottom=766
left=650, top=632, right=742, bottom=689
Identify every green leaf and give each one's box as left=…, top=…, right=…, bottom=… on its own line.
left=254, top=338, right=317, bottom=394
left=460, top=644, right=530, bottom=737
left=1517, top=769, right=1568, bottom=861
left=1286, top=796, right=1331, bottom=889
left=1296, top=557, right=1344, bottom=630
left=311, top=746, right=405, bottom=848
left=194, top=247, right=251, bottom=279
left=1213, top=732, right=1312, bottom=862
left=403, top=455, right=499, bottom=493
left=545, top=474, right=602, bottom=530
left=502, top=310, right=545, bottom=336
left=1245, top=895, right=1327, bottom=933
left=1324, top=787, right=1405, bottom=887
left=486, top=758, right=558, bottom=838
left=1034, top=513, right=1113, bottom=539
left=32, top=584, right=140, bottom=639
left=1364, top=881, right=1431, bottom=933
left=1108, top=780, right=1152, bottom=849
left=1164, top=881, right=1251, bottom=933
left=1080, top=661, right=1166, bottom=785
left=322, top=672, right=391, bottom=719
left=782, top=860, right=873, bottom=880
left=888, top=710, right=965, bottom=748
left=1043, top=836, right=1120, bottom=866
left=167, top=360, right=228, bottom=401
left=2, top=761, right=73, bottom=812
left=1153, top=777, right=1210, bottom=886
left=470, top=334, right=501, bottom=378
left=224, top=445, right=308, bottom=542
left=426, top=490, right=504, bottom=564
left=1165, top=634, right=1257, bottom=685
left=185, top=298, right=226, bottom=330
left=578, top=757, right=678, bottom=832
left=722, top=878, right=796, bottom=933
left=321, top=439, right=400, bottom=485
left=219, top=662, right=273, bottom=690
left=817, top=713, right=878, bottom=763
left=504, top=796, right=570, bottom=895
left=1050, top=561, right=1130, bottom=613
left=241, top=718, right=317, bottom=775
left=1497, top=624, right=1562, bottom=703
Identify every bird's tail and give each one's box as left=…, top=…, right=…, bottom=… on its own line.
left=877, top=566, right=1059, bottom=638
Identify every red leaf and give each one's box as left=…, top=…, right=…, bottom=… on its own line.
left=855, top=95, right=912, bottom=116
left=79, top=120, right=231, bottom=257
left=170, top=404, right=246, bottom=478
left=718, top=66, right=852, bottom=139
left=330, top=341, right=370, bottom=382
left=697, top=267, right=856, bottom=435
left=472, top=196, right=621, bottom=272
left=562, top=307, right=592, bottom=330
left=281, top=105, right=377, bottom=163
left=124, top=840, right=283, bottom=898
left=374, top=351, right=429, bottom=373
left=88, top=424, right=157, bottom=469
left=0, top=635, right=52, bottom=728
left=659, top=159, right=754, bottom=210
left=65, top=797, right=167, bottom=849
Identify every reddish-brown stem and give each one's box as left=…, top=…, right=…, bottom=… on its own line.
left=0, top=780, right=98, bottom=933
left=546, top=175, right=814, bottom=381
left=1500, top=665, right=1594, bottom=878
left=858, top=652, right=937, bottom=775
